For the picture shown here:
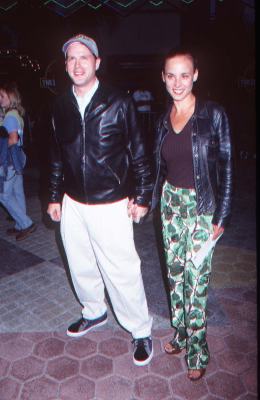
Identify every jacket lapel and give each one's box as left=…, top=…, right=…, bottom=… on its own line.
left=84, top=83, right=109, bottom=121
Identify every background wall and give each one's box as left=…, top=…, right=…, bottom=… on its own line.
left=0, top=0, right=256, bottom=159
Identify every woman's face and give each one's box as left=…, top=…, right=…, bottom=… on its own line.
left=0, top=90, right=10, bottom=109
left=162, top=55, right=198, bottom=102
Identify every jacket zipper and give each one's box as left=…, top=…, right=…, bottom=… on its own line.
left=81, top=115, right=87, bottom=200
left=82, top=103, right=93, bottom=201
left=73, top=99, right=90, bottom=202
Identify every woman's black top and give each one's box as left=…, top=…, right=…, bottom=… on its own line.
left=161, top=117, right=195, bottom=189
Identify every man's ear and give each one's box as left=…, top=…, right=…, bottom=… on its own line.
left=193, top=69, right=198, bottom=82
left=96, top=57, right=101, bottom=71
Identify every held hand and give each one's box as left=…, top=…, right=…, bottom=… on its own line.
left=132, top=205, right=149, bottom=223
left=47, top=203, right=61, bottom=222
left=212, top=224, right=224, bottom=240
left=127, top=199, right=148, bottom=223
left=127, top=198, right=135, bottom=217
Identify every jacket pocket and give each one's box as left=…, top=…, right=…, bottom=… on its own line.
left=206, top=137, right=219, bottom=160
left=103, top=160, right=121, bottom=184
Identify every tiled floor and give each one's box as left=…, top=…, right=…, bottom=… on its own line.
left=0, top=160, right=256, bottom=400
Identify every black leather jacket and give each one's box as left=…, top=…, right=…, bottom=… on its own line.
left=49, top=83, right=153, bottom=206
left=152, top=99, right=233, bottom=227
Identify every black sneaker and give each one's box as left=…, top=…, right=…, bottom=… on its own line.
left=67, top=312, right=108, bottom=338
left=132, top=336, right=153, bottom=366
left=6, top=227, right=20, bottom=236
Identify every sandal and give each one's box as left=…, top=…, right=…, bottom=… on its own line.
left=187, top=368, right=206, bottom=381
left=164, top=340, right=183, bottom=355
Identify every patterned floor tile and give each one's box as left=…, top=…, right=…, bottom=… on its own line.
left=0, top=161, right=256, bottom=399
left=0, top=238, right=44, bottom=279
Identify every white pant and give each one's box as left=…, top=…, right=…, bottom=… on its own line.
left=60, top=194, right=153, bottom=339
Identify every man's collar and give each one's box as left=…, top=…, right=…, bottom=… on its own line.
left=72, top=79, right=99, bottom=99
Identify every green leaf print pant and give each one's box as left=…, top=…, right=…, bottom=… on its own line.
left=161, top=181, right=217, bottom=369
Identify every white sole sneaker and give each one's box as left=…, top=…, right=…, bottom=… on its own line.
left=133, top=347, right=154, bottom=366
left=66, top=318, right=107, bottom=338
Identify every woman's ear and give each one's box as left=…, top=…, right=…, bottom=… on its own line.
left=162, top=71, right=165, bottom=83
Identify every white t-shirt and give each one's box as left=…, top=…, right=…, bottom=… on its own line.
left=73, top=80, right=99, bottom=119
left=2, top=109, right=24, bottom=146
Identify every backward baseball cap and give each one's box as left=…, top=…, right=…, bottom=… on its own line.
left=62, top=34, right=99, bottom=58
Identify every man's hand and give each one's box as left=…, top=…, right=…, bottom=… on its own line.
left=127, top=198, right=135, bottom=217
left=132, top=205, right=148, bottom=223
left=212, top=224, right=224, bottom=240
left=127, top=199, right=148, bottom=223
left=47, top=203, right=61, bottom=222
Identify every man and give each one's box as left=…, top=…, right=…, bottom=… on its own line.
left=47, top=34, right=153, bottom=366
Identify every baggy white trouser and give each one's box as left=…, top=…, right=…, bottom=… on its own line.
left=60, top=194, right=153, bottom=339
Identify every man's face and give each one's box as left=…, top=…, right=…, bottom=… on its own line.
left=65, top=42, right=100, bottom=91
left=162, top=55, right=198, bottom=102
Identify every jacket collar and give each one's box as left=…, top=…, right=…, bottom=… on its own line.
left=65, top=82, right=109, bottom=117
left=194, top=98, right=209, bottom=119
left=162, top=98, right=209, bottom=128
left=162, top=103, right=172, bottom=129
left=88, top=83, right=111, bottom=113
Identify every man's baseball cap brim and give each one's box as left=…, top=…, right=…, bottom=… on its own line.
left=62, top=34, right=99, bottom=58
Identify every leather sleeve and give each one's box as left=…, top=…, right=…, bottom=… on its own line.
left=48, top=115, right=64, bottom=204
left=123, top=97, right=153, bottom=206
left=150, top=116, right=167, bottom=211
left=212, top=107, right=233, bottom=227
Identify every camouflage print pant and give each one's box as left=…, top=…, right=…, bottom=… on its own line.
left=161, top=181, right=216, bottom=369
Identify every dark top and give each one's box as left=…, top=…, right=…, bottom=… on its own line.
left=161, top=117, right=195, bottom=189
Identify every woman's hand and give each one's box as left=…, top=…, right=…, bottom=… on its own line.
left=212, top=224, right=224, bottom=240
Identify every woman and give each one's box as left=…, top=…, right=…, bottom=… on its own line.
left=0, top=82, right=36, bottom=241
left=152, top=48, right=232, bottom=380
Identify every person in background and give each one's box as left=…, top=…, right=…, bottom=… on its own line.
left=133, top=86, right=154, bottom=113
left=152, top=47, right=232, bottom=380
left=0, top=82, right=36, bottom=241
left=0, top=104, right=4, bottom=123
left=47, top=34, right=153, bottom=366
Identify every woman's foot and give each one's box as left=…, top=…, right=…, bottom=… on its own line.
left=164, top=340, right=183, bottom=355
left=187, top=368, right=206, bottom=381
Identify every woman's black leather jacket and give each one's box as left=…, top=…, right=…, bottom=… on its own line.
left=152, top=99, right=233, bottom=227
left=49, top=83, right=153, bottom=206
